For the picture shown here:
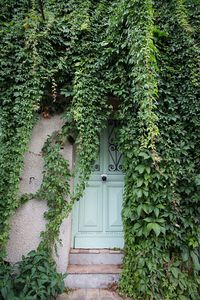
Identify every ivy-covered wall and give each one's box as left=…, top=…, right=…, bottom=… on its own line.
left=6, top=115, right=73, bottom=272
left=0, top=0, right=200, bottom=299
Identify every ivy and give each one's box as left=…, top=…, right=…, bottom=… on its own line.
left=32, top=132, right=71, bottom=254
left=119, top=0, right=200, bottom=299
left=0, top=250, right=65, bottom=299
left=0, top=0, right=200, bottom=299
left=0, top=5, right=45, bottom=257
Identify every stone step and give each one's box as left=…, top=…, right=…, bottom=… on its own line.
left=68, top=264, right=121, bottom=274
left=65, top=264, right=122, bottom=289
left=69, top=249, right=123, bottom=265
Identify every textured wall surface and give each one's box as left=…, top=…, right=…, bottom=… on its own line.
left=6, top=115, right=73, bottom=273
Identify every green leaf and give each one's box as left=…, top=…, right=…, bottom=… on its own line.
left=191, top=251, right=200, bottom=271
left=181, top=247, right=189, bottom=262
left=138, top=152, right=150, bottom=159
left=171, top=267, right=179, bottom=279
left=146, top=223, right=161, bottom=237
left=136, top=189, right=143, bottom=198
left=194, top=174, right=200, bottom=186
left=179, top=296, right=188, bottom=300
left=136, top=179, right=143, bottom=187
left=137, top=205, right=143, bottom=217
left=133, top=223, right=141, bottom=231
left=135, top=165, right=145, bottom=174
left=154, top=208, right=159, bottom=218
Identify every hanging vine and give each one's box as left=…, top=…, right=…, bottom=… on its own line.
left=0, top=0, right=199, bottom=299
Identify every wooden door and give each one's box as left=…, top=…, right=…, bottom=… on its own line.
left=72, top=121, right=124, bottom=248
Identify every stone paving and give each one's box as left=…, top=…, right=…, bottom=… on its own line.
left=57, top=289, right=131, bottom=300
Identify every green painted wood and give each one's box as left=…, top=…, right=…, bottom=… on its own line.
left=72, top=121, right=124, bottom=248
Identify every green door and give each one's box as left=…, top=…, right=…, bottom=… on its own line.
left=72, top=121, right=124, bottom=248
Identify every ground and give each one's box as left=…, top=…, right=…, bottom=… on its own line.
left=57, top=289, right=132, bottom=300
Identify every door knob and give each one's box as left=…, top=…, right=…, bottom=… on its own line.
left=101, top=174, right=107, bottom=181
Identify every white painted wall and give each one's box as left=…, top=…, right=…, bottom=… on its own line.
left=6, top=115, right=73, bottom=273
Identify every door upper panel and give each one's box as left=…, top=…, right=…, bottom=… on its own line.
left=107, top=120, right=123, bottom=174
left=92, top=120, right=123, bottom=180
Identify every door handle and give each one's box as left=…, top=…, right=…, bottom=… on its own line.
left=101, top=174, right=107, bottom=181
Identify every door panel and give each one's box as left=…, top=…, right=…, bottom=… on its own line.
left=74, top=236, right=124, bottom=249
left=107, top=123, right=123, bottom=173
left=105, top=182, right=123, bottom=232
left=78, top=183, right=102, bottom=232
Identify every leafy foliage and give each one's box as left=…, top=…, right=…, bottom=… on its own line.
left=118, top=1, right=200, bottom=299
left=0, top=0, right=200, bottom=299
left=0, top=250, right=65, bottom=300
left=22, top=130, right=72, bottom=254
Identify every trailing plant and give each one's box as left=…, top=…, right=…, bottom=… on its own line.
left=20, top=130, right=72, bottom=254
left=0, top=0, right=200, bottom=299
left=117, top=0, right=200, bottom=299
left=0, top=5, right=44, bottom=258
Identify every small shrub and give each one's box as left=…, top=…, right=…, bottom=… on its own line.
left=0, top=250, right=66, bottom=300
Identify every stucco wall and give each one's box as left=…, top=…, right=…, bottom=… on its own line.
left=6, top=115, right=73, bottom=273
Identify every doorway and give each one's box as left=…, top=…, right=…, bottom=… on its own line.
left=72, top=121, right=124, bottom=248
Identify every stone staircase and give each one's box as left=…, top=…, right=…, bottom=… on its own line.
left=65, top=249, right=123, bottom=289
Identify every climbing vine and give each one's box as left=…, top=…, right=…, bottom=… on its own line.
left=0, top=0, right=200, bottom=299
